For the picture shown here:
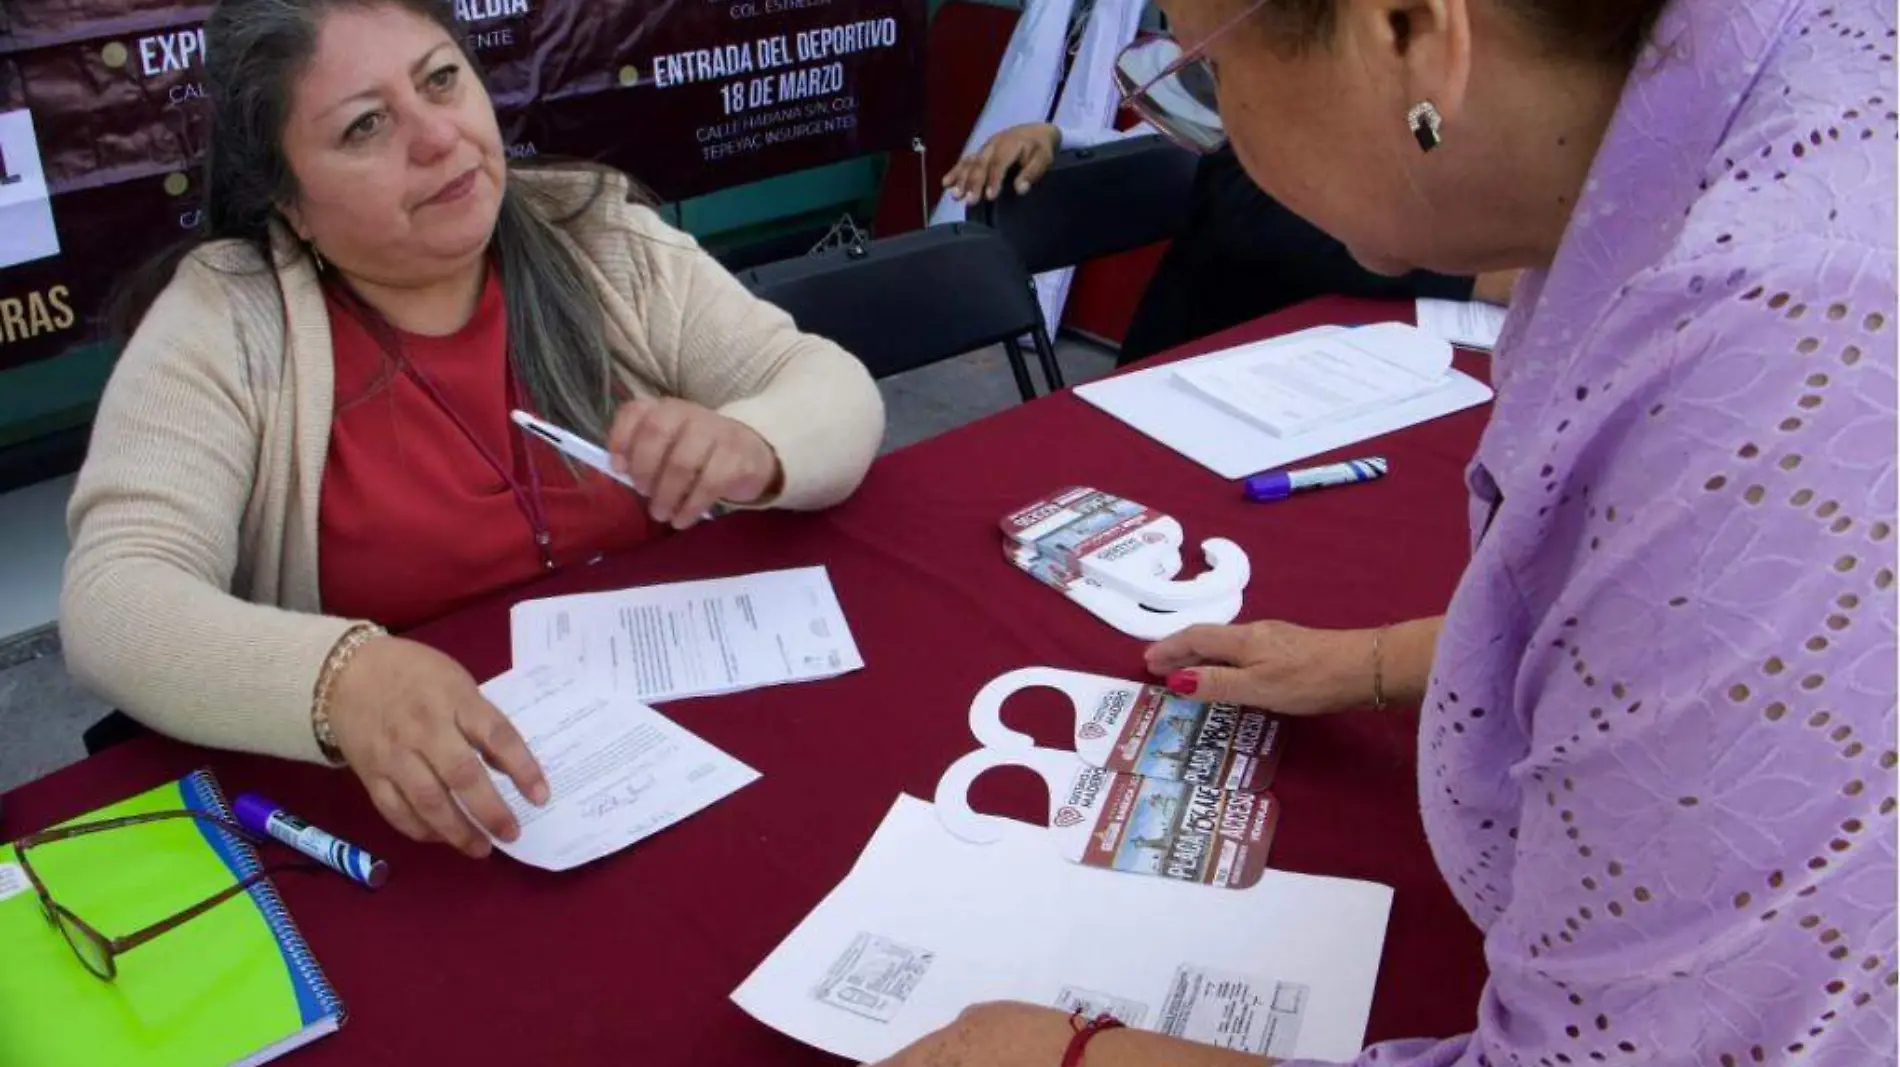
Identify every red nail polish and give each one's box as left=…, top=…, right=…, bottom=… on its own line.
left=1167, top=671, right=1198, bottom=696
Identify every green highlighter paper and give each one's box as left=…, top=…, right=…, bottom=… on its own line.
left=0, top=771, right=343, bottom=1067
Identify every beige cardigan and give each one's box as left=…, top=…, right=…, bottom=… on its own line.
left=63, top=170, right=884, bottom=764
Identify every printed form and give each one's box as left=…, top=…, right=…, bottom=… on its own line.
left=510, top=566, right=864, bottom=704
left=732, top=795, right=1391, bottom=1064
left=1171, top=324, right=1454, bottom=439
left=476, top=664, right=758, bottom=871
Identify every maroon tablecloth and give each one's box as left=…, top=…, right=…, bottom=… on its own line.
left=3, top=297, right=1491, bottom=1066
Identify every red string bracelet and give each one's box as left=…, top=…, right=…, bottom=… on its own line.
left=1061, top=1011, right=1127, bottom=1067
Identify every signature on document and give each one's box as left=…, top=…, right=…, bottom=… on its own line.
left=581, top=775, right=658, bottom=819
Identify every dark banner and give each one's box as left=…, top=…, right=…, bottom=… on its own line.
left=0, top=0, right=924, bottom=370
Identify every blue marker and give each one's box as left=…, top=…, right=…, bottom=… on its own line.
left=1244, top=456, right=1388, bottom=503
left=234, top=793, right=389, bottom=889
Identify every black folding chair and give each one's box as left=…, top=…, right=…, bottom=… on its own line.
left=738, top=223, right=1062, bottom=401
left=968, top=133, right=1199, bottom=276
left=83, top=710, right=150, bottom=756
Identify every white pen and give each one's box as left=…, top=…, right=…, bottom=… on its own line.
left=512, top=410, right=718, bottom=522
left=510, top=410, right=638, bottom=491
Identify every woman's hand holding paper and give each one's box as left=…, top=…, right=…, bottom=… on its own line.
left=327, top=637, right=549, bottom=857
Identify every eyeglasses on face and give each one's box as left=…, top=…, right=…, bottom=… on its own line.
left=1114, top=0, right=1273, bottom=153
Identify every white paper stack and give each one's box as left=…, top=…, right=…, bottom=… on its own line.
left=1171, top=324, right=1454, bottom=439
left=733, top=795, right=1392, bottom=1064
left=1076, top=322, right=1493, bottom=479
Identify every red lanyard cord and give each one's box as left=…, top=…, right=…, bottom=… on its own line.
left=327, top=275, right=557, bottom=571
left=397, top=357, right=556, bottom=571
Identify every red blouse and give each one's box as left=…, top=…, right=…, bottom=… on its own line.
left=318, top=268, right=657, bottom=631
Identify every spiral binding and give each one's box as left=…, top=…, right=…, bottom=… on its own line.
left=185, top=771, right=347, bottom=1026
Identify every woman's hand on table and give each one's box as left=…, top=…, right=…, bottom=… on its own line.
left=1148, top=617, right=1446, bottom=713
left=1145, top=621, right=1378, bottom=715
left=606, top=398, right=782, bottom=530
left=871, top=1002, right=1269, bottom=1067
left=325, top=636, right=548, bottom=858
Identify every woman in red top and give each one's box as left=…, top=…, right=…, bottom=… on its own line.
left=72, top=0, right=884, bottom=858
left=320, top=264, right=658, bottom=632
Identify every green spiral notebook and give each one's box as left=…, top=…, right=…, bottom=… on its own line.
left=0, top=770, right=344, bottom=1067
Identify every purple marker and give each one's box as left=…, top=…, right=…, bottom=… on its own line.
left=1244, top=456, right=1389, bottom=503
left=235, top=794, right=389, bottom=889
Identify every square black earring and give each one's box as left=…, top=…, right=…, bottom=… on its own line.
left=1407, top=101, right=1443, bottom=153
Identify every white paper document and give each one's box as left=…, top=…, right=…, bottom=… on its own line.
left=733, top=795, right=1392, bottom=1064
left=1075, top=324, right=1493, bottom=479
left=510, top=566, right=864, bottom=704
left=1171, top=323, right=1453, bottom=439
left=476, top=664, right=759, bottom=871
left=1415, top=298, right=1508, bottom=352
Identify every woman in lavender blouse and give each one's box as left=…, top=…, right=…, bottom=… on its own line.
left=879, top=1, right=1896, bottom=1066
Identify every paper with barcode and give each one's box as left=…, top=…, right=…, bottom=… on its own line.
left=510, top=566, right=864, bottom=704
left=732, top=795, right=1390, bottom=1064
